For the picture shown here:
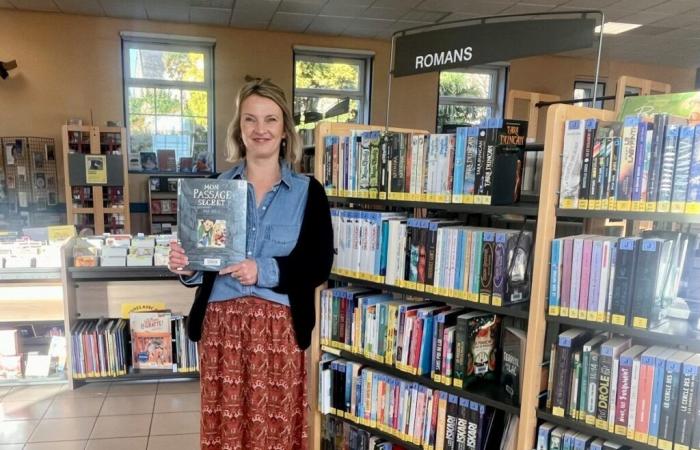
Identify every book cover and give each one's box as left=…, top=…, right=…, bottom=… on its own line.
left=578, top=118, right=599, bottom=210
left=456, top=397, right=469, bottom=450
left=658, top=351, right=693, bottom=450
left=550, top=238, right=563, bottom=316
left=616, top=116, right=641, bottom=211
left=157, top=149, right=177, bottom=172
left=596, top=337, right=631, bottom=430
left=177, top=178, right=247, bottom=271
left=609, top=237, right=641, bottom=326
left=631, top=120, right=651, bottom=211
left=649, top=349, right=675, bottom=447
left=464, top=312, right=500, bottom=386
left=504, top=230, right=533, bottom=305
left=630, top=238, right=673, bottom=330
left=479, top=231, right=495, bottom=304
left=675, top=353, right=700, bottom=450
left=463, top=127, right=479, bottom=204
left=580, top=334, right=607, bottom=422
left=552, top=328, right=590, bottom=417
left=657, top=123, right=682, bottom=212
left=672, top=125, right=695, bottom=213
left=614, top=345, right=646, bottom=436
left=560, top=119, right=585, bottom=208
left=687, top=125, right=700, bottom=214
left=635, top=346, right=665, bottom=443
left=129, top=311, right=172, bottom=370
left=501, top=327, right=527, bottom=402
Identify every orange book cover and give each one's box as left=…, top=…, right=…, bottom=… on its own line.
left=129, top=312, right=172, bottom=370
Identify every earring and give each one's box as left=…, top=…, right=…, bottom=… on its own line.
left=281, top=138, right=287, bottom=156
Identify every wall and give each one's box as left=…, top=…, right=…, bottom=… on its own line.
left=0, top=9, right=696, bottom=232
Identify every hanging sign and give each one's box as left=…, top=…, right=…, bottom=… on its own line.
left=393, top=18, right=596, bottom=77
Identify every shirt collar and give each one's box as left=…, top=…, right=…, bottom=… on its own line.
left=231, top=159, right=293, bottom=189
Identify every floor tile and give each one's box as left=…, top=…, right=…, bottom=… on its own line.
left=100, top=395, right=154, bottom=416
left=0, top=444, right=23, bottom=450
left=0, top=387, right=12, bottom=398
left=86, top=436, right=147, bottom=450
left=45, top=396, right=104, bottom=419
left=147, top=433, right=199, bottom=450
left=0, top=420, right=38, bottom=444
left=28, top=417, right=95, bottom=442
left=0, top=399, right=51, bottom=420
left=57, top=383, right=111, bottom=398
left=150, top=412, right=199, bottom=436
left=90, top=414, right=152, bottom=439
left=107, top=383, right=158, bottom=397
left=156, top=381, right=199, bottom=395
left=3, top=385, right=62, bottom=402
left=24, top=440, right=87, bottom=450
left=153, top=393, right=199, bottom=413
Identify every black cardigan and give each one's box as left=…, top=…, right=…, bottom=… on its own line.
left=184, top=176, right=334, bottom=350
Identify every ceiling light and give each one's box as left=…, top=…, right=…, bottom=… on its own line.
left=594, top=22, right=642, bottom=35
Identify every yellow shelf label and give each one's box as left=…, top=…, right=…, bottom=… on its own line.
left=578, top=199, right=589, bottom=210
left=633, top=316, right=648, bottom=329
left=549, top=306, right=560, bottom=316
left=586, top=311, right=597, bottom=322
left=671, top=202, right=686, bottom=214
left=611, top=314, right=626, bottom=326
left=686, top=203, right=700, bottom=214
left=552, top=407, right=565, bottom=417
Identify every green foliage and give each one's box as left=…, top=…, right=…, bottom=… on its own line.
left=439, top=71, right=490, bottom=98
left=295, top=61, right=359, bottom=90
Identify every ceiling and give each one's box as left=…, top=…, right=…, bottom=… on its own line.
left=2, top=0, right=700, bottom=67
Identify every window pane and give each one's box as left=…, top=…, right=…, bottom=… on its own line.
left=155, top=88, right=181, bottom=115
left=156, top=115, right=182, bottom=135
left=295, top=59, right=361, bottom=91
left=129, top=115, right=155, bottom=154
left=294, top=95, right=361, bottom=125
left=129, top=48, right=205, bottom=82
left=128, top=87, right=155, bottom=114
left=182, top=90, right=207, bottom=117
left=439, top=71, right=493, bottom=99
left=437, top=104, right=491, bottom=131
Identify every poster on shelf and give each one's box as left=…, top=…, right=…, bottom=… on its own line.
left=617, top=91, right=700, bottom=123
left=85, top=155, right=107, bottom=184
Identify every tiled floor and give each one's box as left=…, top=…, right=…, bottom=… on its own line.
left=0, top=380, right=200, bottom=450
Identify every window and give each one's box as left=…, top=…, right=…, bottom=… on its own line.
left=122, top=33, right=215, bottom=174
left=293, top=48, right=372, bottom=130
left=437, top=65, right=506, bottom=132
left=573, top=80, right=606, bottom=109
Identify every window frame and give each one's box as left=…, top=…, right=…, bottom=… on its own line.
left=121, top=33, right=216, bottom=175
left=293, top=47, right=373, bottom=127
left=573, top=80, right=607, bottom=109
left=436, top=64, right=507, bottom=132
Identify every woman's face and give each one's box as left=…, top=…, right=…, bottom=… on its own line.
left=240, top=94, right=285, bottom=161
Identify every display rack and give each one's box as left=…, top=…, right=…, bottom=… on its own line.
left=147, top=176, right=179, bottom=234
left=61, top=125, right=131, bottom=235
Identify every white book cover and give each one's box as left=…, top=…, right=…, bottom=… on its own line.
left=410, top=135, right=420, bottom=196
left=397, top=223, right=407, bottom=284
left=598, top=239, right=614, bottom=322
left=627, top=354, right=642, bottom=439
left=560, top=120, right=586, bottom=208
left=434, top=228, right=445, bottom=289
left=569, top=235, right=586, bottom=318
left=448, top=227, right=458, bottom=292
left=417, top=135, right=426, bottom=198
left=385, top=220, right=399, bottom=286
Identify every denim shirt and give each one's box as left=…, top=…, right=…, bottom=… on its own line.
left=181, top=160, right=309, bottom=306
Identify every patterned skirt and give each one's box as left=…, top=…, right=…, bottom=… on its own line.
left=199, top=297, right=308, bottom=450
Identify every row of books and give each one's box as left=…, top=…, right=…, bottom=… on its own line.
left=558, top=114, right=700, bottom=214
left=547, top=329, right=700, bottom=449
left=70, top=313, right=199, bottom=379
left=548, top=231, right=689, bottom=329
left=537, top=423, right=630, bottom=450
left=73, top=234, right=174, bottom=267
left=150, top=199, right=178, bottom=215
left=320, top=287, right=526, bottom=399
left=331, top=208, right=533, bottom=306
left=322, top=414, right=409, bottom=449
left=321, top=119, right=527, bottom=205
left=319, top=358, right=509, bottom=450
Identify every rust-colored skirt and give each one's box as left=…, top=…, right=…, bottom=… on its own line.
left=199, top=297, right=308, bottom=450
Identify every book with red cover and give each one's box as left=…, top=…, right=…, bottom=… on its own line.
left=157, top=149, right=177, bottom=172
left=129, top=311, right=172, bottom=370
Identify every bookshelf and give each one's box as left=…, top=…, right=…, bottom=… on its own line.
left=61, top=125, right=131, bottom=235
left=147, top=176, right=178, bottom=234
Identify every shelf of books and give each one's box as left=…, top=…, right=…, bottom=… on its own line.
left=313, top=120, right=535, bottom=450
left=323, top=412, right=423, bottom=450
left=534, top=94, right=700, bottom=450
left=62, top=235, right=200, bottom=388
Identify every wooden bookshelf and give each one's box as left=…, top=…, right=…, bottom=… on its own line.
left=61, top=125, right=130, bottom=235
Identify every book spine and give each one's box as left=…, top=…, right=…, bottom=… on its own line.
left=649, top=353, right=669, bottom=446
left=469, top=231, right=483, bottom=303
left=627, top=356, right=642, bottom=439
left=686, top=125, right=700, bottom=214
left=453, top=316, right=467, bottom=389
left=587, top=239, right=603, bottom=322
left=479, top=231, right=495, bottom=304
left=473, top=126, right=487, bottom=204
left=552, top=337, right=573, bottom=417
left=646, top=114, right=668, bottom=211
left=568, top=351, right=582, bottom=419
left=579, top=346, right=591, bottom=421
left=615, top=354, right=633, bottom=435
left=561, top=238, right=573, bottom=317
left=491, top=232, right=508, bottom=307
left=630, top=239, right=664, bottom=330
left=465, top=400, right=478, bottom=450
left=596, top=348, right=613, bottom=429
left=549, top=239, right=563, bottom=316
left=672, top=125, right=695, bottom=213
left=657, top=124, right=681, bottom=213
left=635, top=351, right=656, bottom=443
left=456, top=397, right=469, bottom=450
left=607, top=135, right=621, bottom=210
left=616, top=116, right=640, bottom=211
left=578, top=119, right=598, bottom=209
left=586, top=349, right=600, bottom=425
left=608, top=349, right=622, bottom=432
left=658, top=356, right=683, bottom=450
left=587, top=136, right=602, bottom=209
left=560, top=119, right=585, bottom=208
left=569, top=237, right=584, bottom=319
left=674, top=358, right=698, bottom=450
left=609, top=238, right=638, bottom=326
left=453, top=128, right=467, bottom=203
left=444, top=394, right=459, bottom=450
left=578, top=239, right=593, bottom=320
left=463, top=128, right=479, bottom=204
left=631, top=121, right=649, bottom=211
left=481, top=118, right=500, bottom=205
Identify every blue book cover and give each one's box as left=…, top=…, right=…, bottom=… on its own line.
left=453, top=127, right=468, bottom=201
left=562, top=430, right=575, bottom=450
left=463, top=127, right=480, bottom=201
left=649, top=349, right=675, bottom=444
left=587, top=238, right=604, bottom=321
left=657, top=124, right=681, bottom=211
left=455, top=228, right=466, bottom=292
left=379, top=216, right=390, bottom=276
left=470, top=230, right=484, bottom=300
left=631, top=120, right=650, bottom=207
left=418, top=308, right=442, bottom=375
left=369, top=371, right=379, bottom=423
left=549, top=239, right=562, bottom=315
left=686, top=125, right=700, bottom=213
left=671, top=125, right=695, bottom=212
left=345, top=362, right=354, bottom=413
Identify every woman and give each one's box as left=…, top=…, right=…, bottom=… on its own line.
left=168, top=78, right=334, bottom=450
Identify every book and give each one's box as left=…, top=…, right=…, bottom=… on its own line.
left=658, top=350, right=693, bottom=450
left=157, top=149, right=177, bottom=172
left=671, top=125, right=695, bottom=213
left=578, top=119, right=599, bottom=210
left=579, top=334, right=606, bottom=422
left=616, top=116, right=641, bottom=211
left=675, top=354, right=700, bottom=450
left=177, top=178, right=247, bottom=271
left=129, top=311, right=172, bottom=370
left=630, top=238, right=673, bottom=329
left=649, top=349, right=676, bottom=447
left=614, top=345, right=646, bottom=436
left=596, top=337, right=631, bottom=430
left=657, top=123, right=682, bottom=212
left=464, top=313, right=500, bottom=386
left=560, top=119, right=585, bottom=208
left=609, top=237, right=641, bottom=326
left=686, top=125, right=700, bottom=214
left=551, top=329, right=590, bottom=418
left=501, top=327, right=526, bottom=402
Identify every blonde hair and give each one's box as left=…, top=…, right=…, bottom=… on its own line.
left=226, top=78, right=302, bottom=165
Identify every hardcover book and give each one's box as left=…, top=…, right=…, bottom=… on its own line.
left=560, top=119, right=585, bottom=208
left=501, top=327, right=526, bottom=402
left=129, top=311, right=172, bottom=370
left=177, top=178, right=247, bottom=271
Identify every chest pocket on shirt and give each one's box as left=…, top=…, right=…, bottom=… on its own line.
left=264, top=224, right=300, bottom=256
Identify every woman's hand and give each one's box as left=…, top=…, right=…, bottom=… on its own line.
left=219, top=259, right=258, bottom=285
left=168, top=241, right=194, bottom=277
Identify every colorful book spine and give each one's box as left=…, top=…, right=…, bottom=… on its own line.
left=631, top=120, right=650, bottom=211
left=616, top=116, right=640, bottom=211
left=646, top=114, right=669, bottom=212
left=578, top=119, right=599, bottom=210
left=649, top=350, right=674, bottom=447
left=658, top=351, right=691, bottom=450
left=491, top=231, right=508, bottom=307
left=614, top=346, right=645, bottom=436
left=569, top=236, right=585, bottom=319
left=452, top=128, right=468, bottom=203
left=560, top=119, right=585, bottom=208
left=479, top=231, right=495, bottom=304
left=609, top=237, right=640, bottom=326
left=586, top=346, right=601, bottom=425
left=549, top=239, right=563, bottom=316
left=578, top=238, right=593, bottom=320
left=672, top=125, right=695, bottom=213
left=586, top=238, right=603, bottom=322
left=675, top=354, right=700, bottom=450
left=560, top=237, right=574, bottom=318
left=657, top=124, right=681, bottom=213
left=463, top=127, right=479, bottom=204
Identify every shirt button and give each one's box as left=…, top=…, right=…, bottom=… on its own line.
left=247, top=251, right=252, bottom=256
left=262, top=206, right=266, bottom=210
left=252, top=227, right=256, bottom=231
